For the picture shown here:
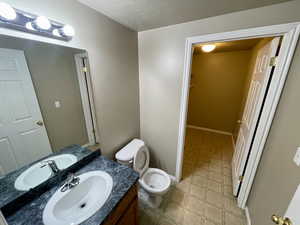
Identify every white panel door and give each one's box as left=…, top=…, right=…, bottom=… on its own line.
left=284, top=184, right=300, bottom=224
left=232, top=38, right=280, bottom=196
left=0, top=48, right=52, bottom=175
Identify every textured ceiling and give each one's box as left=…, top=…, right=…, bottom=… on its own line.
left=194, top=38, right=264, bottom=54
left=78, top=0, right=291, bottom=31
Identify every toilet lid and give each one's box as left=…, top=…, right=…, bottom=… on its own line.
left=116, top=139, right=145, bottom=162
left=133, top=146, right=149, bottom=177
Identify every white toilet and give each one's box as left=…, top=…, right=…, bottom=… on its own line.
left=116, top=139, right=171, bottom=208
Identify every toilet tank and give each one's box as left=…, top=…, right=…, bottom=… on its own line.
left=115, top=139, right=145, bottom=165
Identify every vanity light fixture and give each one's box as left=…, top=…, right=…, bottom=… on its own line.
left=53, top=24, right=75, bottom=38
left=26, top=16, right=51, bottom=31
left=25, top=22, right=35, bottom=30
left=34, top=16, right=51, bottom=30
left=202, top=44, right=216, bottom=53
left=61, top=24, right=75, bottom=37
left=52, top=28, right=60, bottom=37
left=0, top=2, right=16, bottom=21
left=0, top=1, right=75, bottom=41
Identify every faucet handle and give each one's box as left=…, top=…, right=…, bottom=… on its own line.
left=61, top=173, right=80, bottom=192
left=40, top=160, right=49, bottom=168
left=40, top=160, right=54, bottom=168
left=65, top=173, right=80, bottom=186
left=66, top=173, right=75, bottom=182
left=39, top=160, right=60, bottom=174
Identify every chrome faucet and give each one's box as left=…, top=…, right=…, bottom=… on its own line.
left=61, top=173, right=80, bottom=192
left=40, top=160, right=60, bottom=174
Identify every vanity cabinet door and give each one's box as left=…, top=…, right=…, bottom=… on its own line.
left=116, top=199, right=138, bottom=225
left=102, top=183, right=138, bottom=225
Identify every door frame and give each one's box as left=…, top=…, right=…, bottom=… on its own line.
left=0, top=212, right=7, bottom=225
left=176, top=22, right=300, bottom=208
left=74, top=53, right=99, bottom=146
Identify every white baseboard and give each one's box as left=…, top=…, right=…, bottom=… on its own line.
left=245, top=207, right=251, bottom=225
left=169, top=175, right=178, bottom=185
left=187, top=125, right=232, bottom=136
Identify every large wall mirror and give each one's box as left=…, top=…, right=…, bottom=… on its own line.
left=0, top=35, right=97, bottom=194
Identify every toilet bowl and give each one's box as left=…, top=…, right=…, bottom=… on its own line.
left=115, top=139, right=171, bottom=208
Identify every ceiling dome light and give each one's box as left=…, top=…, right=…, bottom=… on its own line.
left=201, top=44, right=216, bottom=53
left=35, top=16, right=51, bottom=30
left=0, top=2, right=17, bottom=21
left=61, top=24, right=75, bottom=37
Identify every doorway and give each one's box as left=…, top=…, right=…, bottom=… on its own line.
left=182, top=36, right=281, bottom=220
left=176, top=23, right=300, bottom=209
left=74, top=53, right=99, bottom=147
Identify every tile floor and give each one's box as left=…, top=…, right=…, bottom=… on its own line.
left=139, top=128, right=247, bottom=225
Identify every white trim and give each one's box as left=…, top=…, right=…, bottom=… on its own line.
left=176, top=22, right=300, bottom=209
left=74, top=53, right=99, bottom=146
left=187, top=125, right=232, bottom=136
left=175, top=38, right=193, bottom=183
left=245, top=207, right=252, bottom=225
left=0, top=211, right=8, bottom=225
left=239, top=23, right=300, bottom=208
left=82, top=54, right=100, bottom=144
left=231, top=135, right=236, bottom=149
left=169, top=175, right=178, bottom=185
left=0, top=28, right=79, bottom=50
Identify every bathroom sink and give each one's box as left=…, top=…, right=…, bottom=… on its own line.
left=14, top=154, right=77, bottom=191
left=43, top=171, right=113, bottom=225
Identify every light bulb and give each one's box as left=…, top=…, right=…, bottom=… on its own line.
left=35, top=16, right=51, bottom=30
left=0, top=2, right=17, bottom=21
left=25, top=22, right=34, bottom=30
left=62, top=24, right=75, bottom=37
left=201, top=44, right=216, bottom=53
left=52, top=29, right=61, bottom=37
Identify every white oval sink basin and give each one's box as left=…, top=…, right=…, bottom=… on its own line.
left=15, top=154, right=77, bottom=191
left=48, top=154, right=77, bottom=170
left=43, top=171, right=113, bottom=225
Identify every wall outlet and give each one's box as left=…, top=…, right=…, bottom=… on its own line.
left=54, top=101, right=61, bottom=108
left=293, top=147, right=300, bottom=166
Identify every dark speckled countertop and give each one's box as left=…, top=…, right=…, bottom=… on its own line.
left=0, top=145, right=99, bottom=216
left=5, top=156, right=139, bottom=225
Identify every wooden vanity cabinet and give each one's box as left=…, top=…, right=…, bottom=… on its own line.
left=102, top=183, right=138, bottom=225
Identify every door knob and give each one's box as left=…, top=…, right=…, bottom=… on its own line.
left=271, top=214, right=292, bottom=225
left=237, top=120, right=243, bottom=124
left=36, top=120, right=44, bottom=126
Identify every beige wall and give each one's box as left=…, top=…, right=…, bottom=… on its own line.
left=138, top=1, right=300, bottom=224
left=0, top=36, right=88, bottom=151
left=138, top=0, right=300, bottom=174
left=7, top=0, right=140, bottom=158
left=187, top=51, right=252, bottom=133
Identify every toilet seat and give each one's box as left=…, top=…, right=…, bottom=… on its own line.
left=139, top=168, right=171, bottom=195
left=133, top=145, right=150, bottom=177
left=133, top=147, right=171, bottom=195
